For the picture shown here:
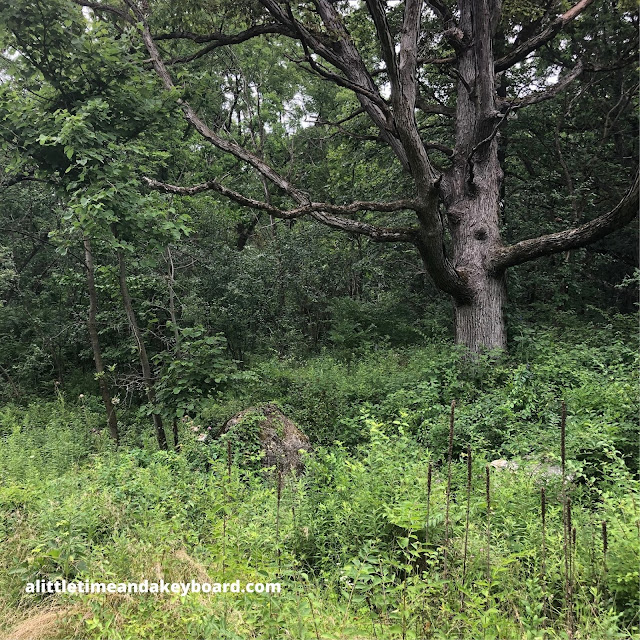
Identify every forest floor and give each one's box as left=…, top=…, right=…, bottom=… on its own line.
left=0, top=321, right=638, bottom=639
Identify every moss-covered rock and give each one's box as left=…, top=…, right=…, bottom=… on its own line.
left=221, top=403, right=311, bottom=474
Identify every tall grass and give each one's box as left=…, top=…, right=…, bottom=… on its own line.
left=0, top=332, right=638, bottom=639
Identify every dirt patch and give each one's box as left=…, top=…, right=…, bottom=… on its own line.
left=1, top=606, right=83, bottom=640
left=174, top=549, right=211, bottom=583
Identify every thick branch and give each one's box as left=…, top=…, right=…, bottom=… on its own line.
left=383, top=0, right=441, bottom=194
left=71, top=0, right=133, bottom=23
left=491, top=173, right=639, bottom=271
left=365, top=0, right=399, bottom=89
left=144, top=176, right=286, bottom=212
left=310, top=211, right=418, bottom=243
left=426, top=0, right=455, bottom=26
left=0, top=173, right=44, bottom=189
left=416, top=94, right=454, bottom=116
left=155, top=25, right=288, bottom=42
left=398, top=0, right=422, bottom=103
left=506, top=56, right=636, bottom=111
left=143, top=176, right=416, bottom=216
left=508, top=61, right=585, bottom=109
left=164, top=25, right=291, bottom=65
left=143, top=177, right=419, bottom=242
left=424, top=141, right=454, bottom=156
left=314, top=108, right=365, bottom=127
left=495, top=0, right=595, bottom=72
left=291, top=52, right=390, bottom=109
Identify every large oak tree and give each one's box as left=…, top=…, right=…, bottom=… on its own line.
left=5, top=0, right=639, bottom=352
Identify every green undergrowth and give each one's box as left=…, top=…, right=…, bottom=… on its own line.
left=208, top=318, right=639, bottom=467
left=0, top=422, right=637, bottom=639
left=0, top=324, right=638, bottom=639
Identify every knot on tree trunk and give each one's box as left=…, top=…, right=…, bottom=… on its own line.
left=443, top=27, right=467, bottom=51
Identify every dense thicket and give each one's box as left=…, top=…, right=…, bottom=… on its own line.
left=0, top=0, right=637, bottom=637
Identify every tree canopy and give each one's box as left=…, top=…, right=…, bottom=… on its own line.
left=0, top=0, right=637, bottom=408
left=2, top=0, right=637, bottom=356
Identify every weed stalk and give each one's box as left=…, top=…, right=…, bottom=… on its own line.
left=443, top=400, right=455, bottom=586
left=425, top=461, right=432, bottom=549
left=222, top=440, right=231, bottom=577
left=559, top=401, right=574, bottom=637
left=486, top=464, right=491, bottom=586
left=461, top=445, right=472, bottom=608
left=601, top=519, right=608, bottom=599
left=541, top=486, right=547, bottom=623
left=276, top=468, right=282, bottom=575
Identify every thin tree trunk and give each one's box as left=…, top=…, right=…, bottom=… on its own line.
left=0, top=363, right=20, bottom=399
left=165, top=244, right=181, bottom=450
left=165, top=245, right=181, bottom=349
left=114, top=236, right=167, bottom=450
left=83, top=237, right=119, bottom=445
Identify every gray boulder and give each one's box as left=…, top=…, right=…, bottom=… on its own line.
left=489, top=458, right=572, bottom=482
left=221, top=403, right=311, bottom=474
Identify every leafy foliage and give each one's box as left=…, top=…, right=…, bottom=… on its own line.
left=153, top=326, right=249, bottom=419
left=0, top=0, right=637, bottom=637
left=0, top=355, right=638, bottom=638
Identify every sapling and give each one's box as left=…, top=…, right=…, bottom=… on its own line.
left=307, top=594, right=321, bottom=640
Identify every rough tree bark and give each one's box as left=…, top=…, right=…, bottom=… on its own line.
left=83, top=237, right=119, bottom=444
left=444, top=0, right=507, bottom=351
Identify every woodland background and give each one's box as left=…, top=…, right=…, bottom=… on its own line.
left=0, top=0, right=638, bottom=638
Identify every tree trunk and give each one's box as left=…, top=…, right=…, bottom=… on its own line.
left=449, top=173, right=507, bottom=352
left=453, top=272, right=506, bottom=352
left=165, top=245, right=181, bottom=350
left=172, top=416, right=179, bottom=450
left=114, top=238, right=167, bottom=450
left=165, top=244, right=181, bottom=451
left=83, top=237, right=119, bottom=444
left=445, top=0, right=507, bottom=353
